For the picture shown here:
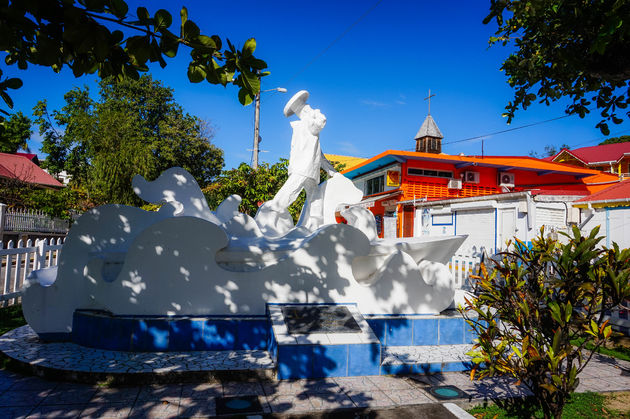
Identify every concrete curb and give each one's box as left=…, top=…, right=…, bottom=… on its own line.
left=444, top=402, right=475, bottom=418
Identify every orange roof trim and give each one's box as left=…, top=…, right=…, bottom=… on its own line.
left=342, top=150, right=610, bottom=176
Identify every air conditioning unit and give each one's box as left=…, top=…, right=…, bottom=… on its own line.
left=447, top=179, right=463, bottom=189
left=499, top=172, right=515, bottom=187
left=463, top=171, right=480, bottom=183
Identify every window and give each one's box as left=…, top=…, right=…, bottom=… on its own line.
left=365, top=175, right=384, bottom=195
left=407, top=168, right=453, bottom=178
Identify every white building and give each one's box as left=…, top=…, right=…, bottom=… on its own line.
left=401, top=191, right=583, bottom=257
left=573, top=179, right=630, bottom=250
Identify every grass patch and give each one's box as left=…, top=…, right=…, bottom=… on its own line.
left=0, top=304, right=27, bottom=371
left=0, top=304, right=26, bottom=336
left=468, top=392, right=627, bottom=418
left=571, top=337, right=630, bottom=363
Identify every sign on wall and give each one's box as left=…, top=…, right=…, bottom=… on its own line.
left=386, top=170, right=400, bottom=187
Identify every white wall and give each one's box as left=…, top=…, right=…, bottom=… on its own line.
left=415, top=209, right=455, bottom=237
left=412, top=196, right=577, bottom=256
left=581, top=207, right=630, bottom=250
left=608, top=207, right=630, bottom=249
left=455, top=208, right=496, bottom=256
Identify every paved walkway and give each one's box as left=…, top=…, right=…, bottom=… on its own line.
left=0, top=351, right=628, bottom=418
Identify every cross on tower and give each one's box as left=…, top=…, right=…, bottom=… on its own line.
left=424, top=89, right=436, bottom=115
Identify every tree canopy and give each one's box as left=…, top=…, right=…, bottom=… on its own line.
left=485, top=0, right=630, bottom=134
left=0, top=0, right=267, bottom=131
left=0, top=110, right=31, bottom=153
left=529, top=143, right=569, bottom=158
left=204, top=160, right=303, bottom=221
left=34, top=75, right=224, bottom=205
left=599, top=134, right=630, bottom=145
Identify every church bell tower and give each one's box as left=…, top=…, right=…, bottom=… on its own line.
left=414, top=90, right=443, bottom=154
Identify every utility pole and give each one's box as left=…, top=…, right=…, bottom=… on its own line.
left=253, top=93, right=261, bottom=169
left=251, top=87, right=287, bottom=169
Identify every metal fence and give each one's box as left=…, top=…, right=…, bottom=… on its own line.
left=1, top=206, right=69, bottom=235
left=0, top=238, right=64, bottom=306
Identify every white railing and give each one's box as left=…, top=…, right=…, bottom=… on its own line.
left=449, top=253, right=481, bottom=290
left=2, top=207, right=69, bottom=234
left=0, top=238, right=64, bottom=306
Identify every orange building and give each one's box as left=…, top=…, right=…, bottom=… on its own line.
left=341, top=116, right=619, bottom=238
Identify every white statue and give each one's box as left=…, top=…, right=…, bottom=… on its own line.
left=256, top=90, right=350, bottom=234
left=273, top=90, right=336, bottom=209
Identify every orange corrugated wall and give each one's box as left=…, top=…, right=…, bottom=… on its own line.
left=401, top=181, right=500, bottom=200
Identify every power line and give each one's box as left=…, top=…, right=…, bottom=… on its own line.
left=283, top=0, right=385, bottom=85
left=442, top=113, right=574, bottom=146
left=401, top=110, right=630, bottom=152
left=566, top=129, right=630, bottom=148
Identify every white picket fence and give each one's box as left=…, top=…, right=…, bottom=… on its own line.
left=449, top=253, right=481, bottom=290
left=0, top=238, right=64, bottom=306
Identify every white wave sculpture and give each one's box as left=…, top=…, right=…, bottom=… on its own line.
left=22, top=91, right=466, bottom=338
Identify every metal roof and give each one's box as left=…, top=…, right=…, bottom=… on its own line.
left=552, top=142, right=630, bottom=165
left=574, top=179, right=630, bottom=205
left=342, top=150, right=610, bottom=180
left=414, top=115, right=443, bottom=139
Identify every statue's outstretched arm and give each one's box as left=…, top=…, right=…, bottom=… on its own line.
left=320, top=151, right=336, bottom=176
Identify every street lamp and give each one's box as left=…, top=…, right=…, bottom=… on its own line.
left=252, top=87, right=287, bottom=169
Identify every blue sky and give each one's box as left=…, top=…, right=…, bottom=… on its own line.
left=8, top=1, right=630, bottom=170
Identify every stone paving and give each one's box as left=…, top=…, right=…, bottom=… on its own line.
left=2, top=325, right=630, bottom=417
left=382, top=344, right=474, bottom=365
left=0, top=326, right=274, bottom=374
left=0, top=353, right=627, bottom=417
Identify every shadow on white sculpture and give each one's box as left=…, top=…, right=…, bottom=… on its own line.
left=22, top=90, right=466, bottom=338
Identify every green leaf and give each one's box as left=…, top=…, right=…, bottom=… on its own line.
left=154, top=9, right=172, bottom=30
left=205, top=67, right=219, bottom=84
left=238, top=88, right=254, bottom=106
left=182, top=20, right=200, bottom=41
left=136, top=7, right=150, bottom=22
left=159, top=32, right=179, bottom=58
left=211, top=35, right=222, bottom=50
left=109, top=0, right=128, bottom=19
left=0, top=91, right=14, bottom=108
left=4, top=78, right=22, bottom=89
left=126, top=35, right=150, bottom=65
left=240, top=69, right=260, bottom=94
left=195, top=35, right=216, bottom=49
left=180, top=7, right=188, bottom=36
left=242, top=38, right=256, bottom=57
left=111, top=30, right=124, bottom=44
left=187, top=64, right=206, bottom=83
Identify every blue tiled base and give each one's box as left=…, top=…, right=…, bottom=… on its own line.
left=277, top=343, right=381, bottom=380
left=273, top=312, right=476, bottom=379
left=71, top=310, right=269, bottom=352
left=366, top=314, right=477, bottom=346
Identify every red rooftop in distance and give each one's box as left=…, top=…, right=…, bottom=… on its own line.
left=574, top=179, right=630, bottom=206
left=0, top=152, right=63, bottom=189
left=548, top=142, right=630, bottom=175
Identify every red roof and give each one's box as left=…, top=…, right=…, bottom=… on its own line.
left=531, top=189, right=589, bottom=196
left=0, top=153, right=63, bottom=188
left=15, top=152, right=38, bottom=162
left=553, top=142, right=630, bottom=165
left=575, top=179, right=630, bottom=204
